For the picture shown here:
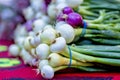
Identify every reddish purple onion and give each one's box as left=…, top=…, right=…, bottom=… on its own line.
left=66, top=12, right=83, bottom=28
left=62, top=7, right=74, bottom=15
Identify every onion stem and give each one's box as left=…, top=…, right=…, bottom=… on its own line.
left=70, top=46, right=120, bottom=58
left=60, top=46, right=120, bottom=66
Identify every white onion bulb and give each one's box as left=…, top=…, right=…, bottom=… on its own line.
left=43, top=25, right=53, bottom=30
left=41, top=15, right=50, bottom=23
left=55, top=24, right=75, bottom=43
left=56, top=0, right=66, bottom=4
left=41, top=28, right=56, bottom=44
left=14, top=25, right=27, bottom=38
left=30, top=32, right=41, bottom=47
left=56, top=3, right=68, bottom=14
left=66, top=0, right=84, bottom=8
left=38, top=60, right=49, bottom=70
left=36, top=44, right=50, bottom=59
left=23, top=7, right=35, bottom=20
left=41, top=65, right=54, bottom=79
left=35, top=12, right=43, bottom=19
left=55, top=21, right=66, bottom=28
left=47, top=4, right=57, bottom=19
left=28, top=31, right=35, bottom=37
left=9, top=44, right=20, bottom=57
left=33, top=31, right=42, bottom=46
left=30, top=0, right=43, bottom=12
left=14, top=37, right=25, bottom=47
left=33, top=19, right=46, bottom=33
left=20, top=49, right=34, bottom=65
left=50, top=37, right=66, bottom=53
left=24, top=36, right=33, bottom=51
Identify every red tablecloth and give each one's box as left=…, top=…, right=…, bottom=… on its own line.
left=0, top=40, right=120, bottom=80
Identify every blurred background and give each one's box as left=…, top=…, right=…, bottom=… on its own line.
left=0, top=0, right=30, bottom=40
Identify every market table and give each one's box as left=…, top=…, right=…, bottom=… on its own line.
left=0, top=40, right=120, bottom=80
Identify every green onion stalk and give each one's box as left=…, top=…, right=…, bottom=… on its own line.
left=77, top=0, right=120, bottom=17
left=83, top=10, right=120, bottom=32
left=74, top=45, right=120, bottom=52
left=70, top=46, right=120, bottom=58
left=58, top=46, right=120, bottom=67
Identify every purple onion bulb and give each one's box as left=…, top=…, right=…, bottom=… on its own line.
left=62, top=7, right=74, bottom=15
left=66, top=12, right=83, bottom=28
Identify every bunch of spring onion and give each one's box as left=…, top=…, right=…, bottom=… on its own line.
left=9, top=20, right=120, bottom=79
left=8, top=0, right=120, bottom=79
left=9, top=24, right=95, bottom=79
left=56, top=5, right=120, bottom=45
left=76, top=0, right=120, bottom=45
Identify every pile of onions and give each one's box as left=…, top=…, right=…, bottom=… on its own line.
left=8, top=0, right=86, bottom=79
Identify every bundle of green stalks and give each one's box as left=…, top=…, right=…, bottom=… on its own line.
left=63, top=45, right=120, bottom=71
left=73, top=0, right=120, bottom=45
